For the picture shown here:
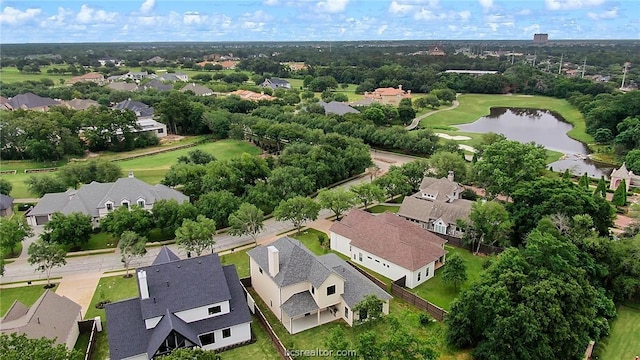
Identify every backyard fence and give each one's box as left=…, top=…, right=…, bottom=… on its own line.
left=390, top=280, right=448, bottom=321
left=239, top=278, right=293, bottom=360
left=440, top=234, right=504, bottom=255
left=78, top=318, right=99, bottom=360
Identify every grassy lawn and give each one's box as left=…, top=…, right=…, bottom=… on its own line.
left=220, top=315, right=280, bottom=360
left=0, top=139, right=260, bottom=198
left=85, top=274, right=140, bottom=360
left=220, top=248, right=252, bottom=279
left=411, top=246, right=490, bottom=311
left=421, top=94, right=593, bottom=145
left=0, top=66, right=75, bottom=84
left=61, top=232, right=118, bottom=252
left=367, top=204, right=400, bottom=213
left=596, top=304, right=640, bottom=360
left=290, top=228, right=330, bottom=255
left=0, top=283, right=56, bottom=317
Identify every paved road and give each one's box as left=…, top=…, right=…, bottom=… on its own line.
left=1, top=149, right=419, bottom=285
left=405, top=99, right=460, bottom=130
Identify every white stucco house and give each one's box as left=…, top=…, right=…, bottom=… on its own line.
left=330, top=209, right=447, bottom=289
left=247, top=237, right=392, bottom=334
left=105, top=247, right=252, bottom=359
left=26, top=173, right=188, bottom=227
left=398, top=172, right=473, bottom=239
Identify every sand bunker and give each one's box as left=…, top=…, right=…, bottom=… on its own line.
left=435, top=133, right=472, bottom=141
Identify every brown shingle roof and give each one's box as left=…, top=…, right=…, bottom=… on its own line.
left=329, top=209, right=446, bottom=271
left=398, top=194, right=473, bottom=225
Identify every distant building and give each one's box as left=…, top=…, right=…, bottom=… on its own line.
left=261, top=78, right=291, bottom=90
left=428, top=45, right=446, bottom=56
left=67, top=72, right=105, bottom=85
left=533, top=33, right=548, bottom=44
left=363, top=85, right=411, bottom=106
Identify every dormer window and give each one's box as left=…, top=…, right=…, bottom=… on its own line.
left=137, top=199, right=145, bottom=207
left=122, top=200, right=130, bottom=209
left=106, top=202, right=114, bottom=211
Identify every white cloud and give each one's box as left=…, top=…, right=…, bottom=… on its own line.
left=389, top=1, right=413, bottom=14
left=414, top=8, right=445, bottom=20
left=264, top=0, right=280, bottom=5
left=140, top=0, right=155, bottom=14
left=458, top=10, right=471, bottom=21
left=242, top=10, right=273, bottom=22
left=377, top=24, right=388, bottom=34
left=587, top=7, right=617, bottom=19
left=315, top=0, right=349, bottom=13
left=478, top=0, right=493, bottom=11
left=241, top=21, right=265, bottom=31
left=389, top=0, right=439, bottom=15
left=0, top=6, right=41, bottom=25
left=517, top=9, right=532, bottom=15
left=183, top=11, right=206, bottom=25
left=545, top=0, right=606, bottom=11
left=76, top=5, right=118, bottom=24
left=44, top=7, right=73, bottom=26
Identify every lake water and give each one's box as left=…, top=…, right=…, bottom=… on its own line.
left=457, top=107, right=612, bottom=178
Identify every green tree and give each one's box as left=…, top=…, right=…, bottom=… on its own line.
left=158, top=348, right=221, bottom=359
left=398, top=159, right=431, bottom=192
left=101, top=206, right=153, bottom=237
left=195, top=190, right=241, bottom=229
left=468, top=200, right=512, bottom=250
left=228, top=203, right=264, bottom=242
left=28, top=239, right=67, bottom=287
left=373, top=171, right=413, bottom=199
left=0, top=216, right=32, bottom=256
left=318, top=189, right=356, bottom=221
left=273, top=196, right=321, bottom=234
left=119, top=231, right=147, bottom=278
left=0, top=178, right=12, bottom=196
left=356, top=331, right=383, bottom=360
left=441, top=253, right=467, bottom=291
left=473, top=139, right=546, bottom=199
left=175, top=215, right=217, bottom=256
left=625, top=149, right=640, bottom=173
left=0, top=333, right=82, bottom=360
left=26, top=174, right=67, bottom=197
left=383, top=316, right=439, bottom=360
left=594, top=176, right=607, bottom=197
left=351, top=183, right=386, bottom=209
left=177, top=149, right=216, bottom=165
left=353, top=294, right=384, bottom=324
left=41, top=212, right=93, bottom=249
left=267, top=166, right=316, bottom=199
left=612, top=179, right=627, bottom=206
left=428, top=151, right=468, bottom=183
left=152, top=199, right=199, bottom=238
left=324, top=327, right=356, bottom=360
left=57, top=160, right=123, bottom=189
left=424, top=94, right=440, bottom=108
left=578, top=172, right=590, bottom=190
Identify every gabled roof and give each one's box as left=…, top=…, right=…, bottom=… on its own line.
left=281, top=291, right=318, bottom=318
left=152, top=246, right=181, bottom=265
left=0, top=290, right=81, bottom=347
left=398, top=194, right=473, bottom=226
left=64, top=98, right=99, bottom=110
left=28, top=177, right=188, bottom=218
left=108, top=82, right=139, bottom=92
left=146, top=310, right=200, bottom=357
left=611, top=162, right=632, bottom=178
left=7, top=93, right=59, bottom=110
left=0, top=194, right=13, bottom=210
left=113, top=99, right=154, bottom=118
left=142, top=79, right=173, bottom=92
left=330, top=209, right=446, bottom=271
left=139, top=253, right=231, bottom=319
left=318, top=101, right=360, bottom=115
left=247, top=237, right=338, bottom=288
left=68, top=72, right=104, bottom=84
left=180, top=83, right=213, bottom=96
left=419, top=177, right=460, bottom=201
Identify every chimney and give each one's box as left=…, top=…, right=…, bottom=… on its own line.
left=398, top=84, right=403, bottom=91
left=128, top=171, right=134, bottom=178
left=267, top=246, right=279, bottom=277
left=138, top=270, right=149, bottom=299
left=448, top=171, right=454, bottom=182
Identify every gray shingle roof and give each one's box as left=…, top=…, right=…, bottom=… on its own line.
left=318, top=101, right=360, bottom=115
left=106, top=254, right=251, bottom=360
left=108, top=82, right=139, bottom=92
left=146, top=310, right=200, bottom=357
left=319, top=254, right=392, bottom=307
left=281, top=291, right=318, bottom=318
left=247, top=237, right=337, bottom=288
left=398, top=194, right=472, bottom=226
left=7, top=93, right=59, bottom=110
left=113, top=99, right=154, bottom=118
left=152, top=246, right=181, bottom=265
left=0, top=194, right=13, bottom=210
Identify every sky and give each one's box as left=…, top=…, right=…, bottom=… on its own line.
left=0, top=0, right=638, bottom=43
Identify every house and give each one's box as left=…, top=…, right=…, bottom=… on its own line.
left=428, top=45, right=446, bottom=56
left=261, top=78, right=291, bottom=90
left=106, top=247, right=252, bottom=359
left=363, top=85, right=411, bottom=106
left=26, top=173, right=188, bottom=227
left=136, top=118, right=168, bottom=138
left=330, top=209, right=447, bottom=288
left=0, top=290, right=82, bottom=350
left=113, top=99, right=154, bottom=120
left=247, top=237, right=392, bottom=334
left=5, top=93, right=60, bottom=111
left=122, top=71, right=152, bottom=82
left=398, top=172, right=473, bottom=239
left=67, top=72, right=105, bottom=85
left=610, top=162, right=639, bottom=190
left=219, top=60, right=239, bottom=70
left=318, top=101, right=360, bottom=116
left=283, top=62, right=307, bottom=71
left=62, top=98, right=99, bottom=110
left=0, top=96, right=11, bottom=110
left=147, top=56, right=165, bottom=64
left=141, top=79, right=173, bottom=92
left=228, top=90, right=275, bottom=102
left=159, top=73, right=188, bottom=82
left=0, top=194, right=13, bottom=217
left=98, top=58, right=123, bottom=66
left=180, top=83, right=214, bottom=96
left=108, top=82, right=139, bottom=92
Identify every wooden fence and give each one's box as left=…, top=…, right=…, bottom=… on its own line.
left=239, top=278, right=293, bottom=360
left=440, top=234, right=504, bottom=255
left=390, top=280, right=448, bottom=321
left=78, top=318, right=99, bottom=360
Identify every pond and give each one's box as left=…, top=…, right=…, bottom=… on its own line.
left=457, top=107, right=612, bottom=178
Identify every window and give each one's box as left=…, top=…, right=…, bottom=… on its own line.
left=311, top=286, right=315, bottom=295
left=327, top=285, right=336, bottom=296
left=417, top=271, right=421, bottom=281
left=222, top=328, right=231, bottom=338
left=199, top=332, right=215, bottom=345
left=434, top=222, right=447, bottom=234
left=137, top=199, right=145, bottom=207
left=367, top=256, right=372, bottom=260
left=158, top=128, right=164, bottom=134
left=122, top=201, right=130, bottom=209
left=259, top=267, right=263, bottom=274
left=344, top=307, right=349, bottom=318
left=106, top=203, right=113, bottom=211
left=358, top=253, right=362, bottom=262
left=426, top=267, right=430, bottom=277
left=208, top=305, right=221, bottom=315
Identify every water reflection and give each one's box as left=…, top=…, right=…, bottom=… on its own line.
left=458, top=107, right=612, bottom=177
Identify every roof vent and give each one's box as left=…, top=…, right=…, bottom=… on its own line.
left=166, top=281, right=170, bottom=287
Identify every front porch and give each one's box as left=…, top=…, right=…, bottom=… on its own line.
left=283, top=307, right=339, bottom=334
